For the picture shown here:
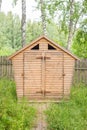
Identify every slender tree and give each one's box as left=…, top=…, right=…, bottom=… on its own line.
left=40, top=0, right=47, bottom=35
left=35, top=0, right=47, bottom=35
left=21, top=0, right=26, bottom=47
left=46, top=0, right=85, bottom=50
left=67, top=0, right=75, bottom=50
left=13, top=0, right=26, bottom=47
left=0, top=0, right=2, bottom=12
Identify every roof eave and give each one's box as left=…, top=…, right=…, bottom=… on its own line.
left=43, top=36, right=79, bottom=60
left=8, top=35, right=45, bottom=60
left=8, top=35, right=80, bottom=60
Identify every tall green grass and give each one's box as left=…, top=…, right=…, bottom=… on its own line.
left=45, top=85, right=87, bottom=130
left=0, top=78, right=36, bottom=130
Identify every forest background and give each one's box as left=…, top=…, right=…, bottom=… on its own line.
left=0, top=0, right=87, bottom=58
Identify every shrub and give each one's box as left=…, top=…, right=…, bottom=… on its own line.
left=45, top=85, right=87, bottom=130
left=0, top=78, right=36, bottom=130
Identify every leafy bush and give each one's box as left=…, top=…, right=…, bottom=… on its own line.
left=0, top=46, right=16, bottom=56
left=45, top=85, right=87, bottom=130
left=0, top=78, right=36, bottom=130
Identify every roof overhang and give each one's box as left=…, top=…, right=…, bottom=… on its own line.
left=8, top=35, right=79, bottom=60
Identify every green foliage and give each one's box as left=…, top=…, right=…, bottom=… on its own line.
left=72, top=29, right=87, bottom=58
left=46, top=0, right=82, bottom=30
left=12, top=0, right=18, bottom=6
left=45, top=86, right=87, bottom=130
left=0, top=46, right=16, bottom=56
left=0, top=12, right=21, bottom=56
left=0, top=0, right=87, bottom=58
left=26, top=20, right=66, bottom=47
left=26, top=20, right=42, bottom=43
left=47, top=21, right=68, bottom=47
left=45, top=0, right=87, bottom=50
left=0, top=78, right=36, bottom=130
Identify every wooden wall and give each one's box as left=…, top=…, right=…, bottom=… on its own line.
left=1, top=57, right=86, bottom=85
left=64, top=54, right=75, bottom=97
left=12, top=53, right=23, bottom=98
left=11, top=38, right=75, bottom=99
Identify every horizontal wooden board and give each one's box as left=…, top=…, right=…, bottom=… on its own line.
left=24, top=88, right=42, bottom=90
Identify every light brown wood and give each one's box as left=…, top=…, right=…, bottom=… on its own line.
left=45, top=52, right=64, bottom=97
left=24, top=52, right=43, bottom=97
left=8, top=36, right=77, bottom=100
left=8, top=35, right=79, bottom=60
left=40, top=43, right=48, bottom=51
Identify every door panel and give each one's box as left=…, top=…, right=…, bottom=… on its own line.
left=24, top=51, right=64, bottom=99
left=45, top=52, right=63, bottom=98
left=24, top=52, right=43, bottom=98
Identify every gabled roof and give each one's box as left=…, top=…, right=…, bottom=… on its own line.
left=8, top=35, right=79, bottom=60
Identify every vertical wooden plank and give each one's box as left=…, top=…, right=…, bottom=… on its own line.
left=77, top=60, right=79, bottom=84
left=7, top=57, right=9, bottom=77
left=80, top=59, right=82, bottom=83
left=42, top=52, right=45, bottom=96
left=3, top=56, right=5, bottom=77
left=81, top=60, right=83, bottom=83
left=8, top=58, right=11, bottom=78
left=62, top=53, right=64, bottom=96
left=5, top=56, right=7, bottom=76
left=10, top=60, right=13, bottom=78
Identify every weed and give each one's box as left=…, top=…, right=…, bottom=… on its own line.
left=0, top=78, right=36, bottom=130
left=45, top=85, right=87, bottom=130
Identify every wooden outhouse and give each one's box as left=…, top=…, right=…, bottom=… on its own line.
left=9, top=36, right=78, bottom=100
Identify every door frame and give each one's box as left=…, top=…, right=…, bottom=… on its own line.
left=23, top=51, right=64, bottom=98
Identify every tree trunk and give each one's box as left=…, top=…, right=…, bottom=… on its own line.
left=67, top=0, right=74, bottom=50
left=0, top=0, right=2, bottom=12
left=21, top=0, right=26, bottom=47
left=40, top=0, right=47, bottom=35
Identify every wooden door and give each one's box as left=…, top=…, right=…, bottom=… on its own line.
left=24, top=51, right=64, bottom=99
left=45, top=52, right=64, bottom=98
left=24, top=52, right=43, bottom=98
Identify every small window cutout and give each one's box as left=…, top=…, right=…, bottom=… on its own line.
left=48, top=44, right=56, bottom=50
left=31, top=44, right=39, bottom=50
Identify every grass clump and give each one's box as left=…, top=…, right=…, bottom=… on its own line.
left=0, top=78, right=36, bottom=130
left=45, top=85, right=87, bottom=130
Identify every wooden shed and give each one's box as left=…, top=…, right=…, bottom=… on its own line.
left=9, top=35, right=78, bottom=100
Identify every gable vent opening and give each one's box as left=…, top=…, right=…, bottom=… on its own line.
left=48, top=44, right=56, bottom=50
left=31, top=44, right=39, bottom=50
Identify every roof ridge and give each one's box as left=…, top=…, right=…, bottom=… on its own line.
left=8, top=35, right=79, bottom=60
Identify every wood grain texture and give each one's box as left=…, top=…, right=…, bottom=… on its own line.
left=9, top=37, right=77, bottom=100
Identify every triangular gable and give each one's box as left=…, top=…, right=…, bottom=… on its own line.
left=8, top=35, right=79, bottom=60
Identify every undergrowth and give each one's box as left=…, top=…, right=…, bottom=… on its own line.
left=0, top=78, right=36, bottom=130
left=45, top=84, right=87, bottom=130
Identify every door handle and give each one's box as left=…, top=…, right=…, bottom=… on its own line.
left=36, top=56, right=51, bottom=60
left=44, top=91, right=51, bottom=93
left=36, top=90, right=43, bottom=93
left=36, top=56, right=43, bottom=59
left=44, top=56, right=51, bottom=60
